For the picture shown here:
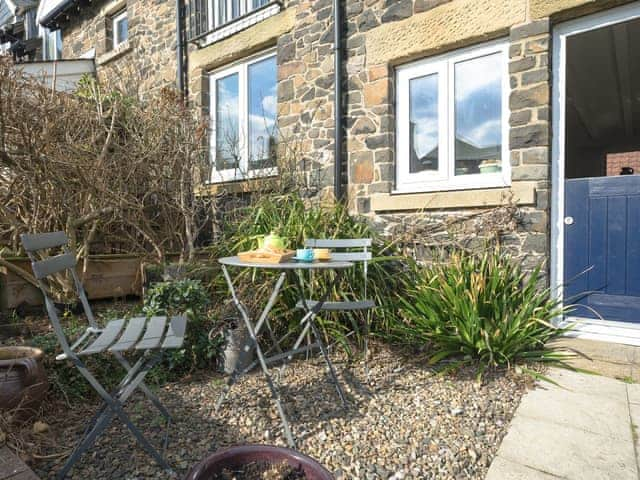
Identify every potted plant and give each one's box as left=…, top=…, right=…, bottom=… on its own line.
left=185, top=445, right=333, bottom=480
left=0, top=346, right=48, bottom=422
left=478, top=158, right=501, bottom=174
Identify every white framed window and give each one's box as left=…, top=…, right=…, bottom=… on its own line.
left=208, top=0, right=269, bottom=28
left=209, top=50, right=277, bottom=183
left=395, top=39, right=511, bottom=193
left=41, top=27, right=62, bottom=60
left=112, top=10, right=128, bottom=49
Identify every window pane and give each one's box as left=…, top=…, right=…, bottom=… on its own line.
left=44, top=30, right=55, bottom=60
left=454, top=52, right=502, bottom=176
left=231, top=0, right=240, bottom=19
left=115, top=14, right=128, bottom=44
left=251, top=0, right=268, bottom=8
left=217, top=0, right=226, bottom=24
left=55, top=30, right=62, bottom=58
left=248, top=56, right=277, bottom=169
left=409, top=73, right=439, bottom=173
left=215, top=73, right=240, bottom=171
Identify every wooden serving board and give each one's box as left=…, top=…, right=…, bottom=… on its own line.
left=238, top=249, right=296, bottom=264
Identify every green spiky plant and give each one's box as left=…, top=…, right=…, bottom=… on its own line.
left=396, top=248, right=571, bottom=377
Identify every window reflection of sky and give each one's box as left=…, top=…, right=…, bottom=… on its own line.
left=410, top=73, right=438, bottom=161
left=409, top=52, right=502, bottom=163
left=216, top=73, right=239, bottom=170
left=455, top=53, right=502, bottom=151
left=248, top=56, right=277, bottom=168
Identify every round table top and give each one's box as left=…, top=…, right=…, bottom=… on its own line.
left=218, top=256, right=354, bottom=270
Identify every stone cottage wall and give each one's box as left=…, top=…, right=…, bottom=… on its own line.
left=186, top=0, right=638, bottom=275
left=60, top=0, right=177, bottom=95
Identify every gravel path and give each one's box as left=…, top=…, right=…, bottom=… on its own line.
left=30, top=344, right=529, bottom=479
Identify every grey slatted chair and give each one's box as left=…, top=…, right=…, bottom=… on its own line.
left=296, top=238, right=375, bottom=369
left=20, top=232, right=187, bottom=479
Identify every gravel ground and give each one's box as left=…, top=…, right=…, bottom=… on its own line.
left=28, top=344, right=530, bottom=480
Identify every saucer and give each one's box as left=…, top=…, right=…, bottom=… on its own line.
left=293, top=256, right=315, bottom=262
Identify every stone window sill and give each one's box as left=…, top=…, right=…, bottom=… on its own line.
left=195, top=176, right=279, bottom=196
left=97, top=41, right=132, bottom=66
left=370, top=182, right=537, bottom=212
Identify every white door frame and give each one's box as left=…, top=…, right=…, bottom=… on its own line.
left=551, top=1, right=640, bottom=345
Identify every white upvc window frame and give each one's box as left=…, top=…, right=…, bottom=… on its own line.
left=209, top=49, right=277, bottom=183
left=395, top=39, right=511, bottom=194
left=207, top=0, right=268, bottom=29
left=112, top=10, right=128, bottom=49
left=41, top=26, right=62, bottom=60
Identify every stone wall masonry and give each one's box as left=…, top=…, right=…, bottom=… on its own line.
left=59, top=0, right=638, bottom=275
left=341, top=1, right=554, bottom=271
left=61, top=0, right=178, bottom=95
left=507, top=17, right=552, bottom=267
left=274, top=0, right=337, bottom=198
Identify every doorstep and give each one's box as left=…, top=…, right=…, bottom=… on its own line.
left=548, top=337, right=640, bottom=382
left=0, top=447, right=39, bottom=480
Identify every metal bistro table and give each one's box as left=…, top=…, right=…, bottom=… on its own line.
left=216, top=256, right=354, bottom=448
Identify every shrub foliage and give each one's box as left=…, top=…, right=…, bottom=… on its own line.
left=143, top=279, right=221, bottom=373
left=397, top=249, right=567, bottom=370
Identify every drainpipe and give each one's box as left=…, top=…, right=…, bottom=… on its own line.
left=175, top=0, right=186, bottom=97
left=333, top=0, right=343, bottom=201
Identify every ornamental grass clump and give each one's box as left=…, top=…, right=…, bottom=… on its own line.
left=398, top=248, right=569, bottom=372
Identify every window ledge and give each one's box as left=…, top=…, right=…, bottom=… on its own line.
left=370, top=182, right=537, bottom=212
left=97, top=41, right=131, bottom=66
left=195, top=2, right=281, bottom=47
left=196, top=175, right=279, bottom=196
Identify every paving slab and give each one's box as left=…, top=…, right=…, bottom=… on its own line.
left=486, top=456, right=563, bottom=480
left=628, top=383, right=640, bottom=405
left=489, top=368, right=640, bottom=480
left=563, top=355, right=633, bottom=380
left=549, top=338, right=637, bottom=365
left=541, top=367, right=628, bottom=398
left=497, top=414, right=636, bottom=480
left=0, top=447, right=37, bottom=480
left=516, top=385, right=631, bottom=441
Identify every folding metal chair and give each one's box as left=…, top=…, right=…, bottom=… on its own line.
left=296, top=238, right=375, bottom=371
left=20, top=232, right=187, bottom=479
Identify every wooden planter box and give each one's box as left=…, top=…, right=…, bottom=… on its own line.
left=0, top=255, right=143, bottom=311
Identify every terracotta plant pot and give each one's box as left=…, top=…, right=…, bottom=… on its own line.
left=185, top=445, right=334, bottom=480
left=0, top=346, right=48, bottom=422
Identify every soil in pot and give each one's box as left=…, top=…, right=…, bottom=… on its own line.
left=213, top=460, right=306, bottom=480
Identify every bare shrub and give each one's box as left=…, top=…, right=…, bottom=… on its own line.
left=0, top=58, right=214, bottom=297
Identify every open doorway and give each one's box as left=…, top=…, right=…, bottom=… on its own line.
left=554, top=4, right=640, bottom=341
left=565, top=16, right=640, bottom=179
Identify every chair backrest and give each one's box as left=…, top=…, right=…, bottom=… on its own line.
left=20, top=231, right=97, bottom=357
left=304, top=238, right=372, bottom=297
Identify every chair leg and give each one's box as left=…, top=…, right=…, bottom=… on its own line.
left=308, top=317, right=347, bottom=408
left=105, top=354, right=174, bottom=473
left=114, top=352, right=171, bottom=420
left=57, top=407, right=115, bottom=480
left=58, top=353, right=173, bottom=479
left=364, top=310, right=371, bottom=380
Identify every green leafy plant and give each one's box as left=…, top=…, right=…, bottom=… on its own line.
left=143, top=279, right=221, bottom=373
left=143, top=279, right=210, bottom=318
left=397, top=248, right=569, bottom=374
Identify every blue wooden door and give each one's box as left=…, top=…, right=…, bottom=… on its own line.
left=564, top=176, right=640, bottom=322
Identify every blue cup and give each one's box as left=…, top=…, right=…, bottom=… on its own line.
left=296, top=248, right=314, bottom=261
